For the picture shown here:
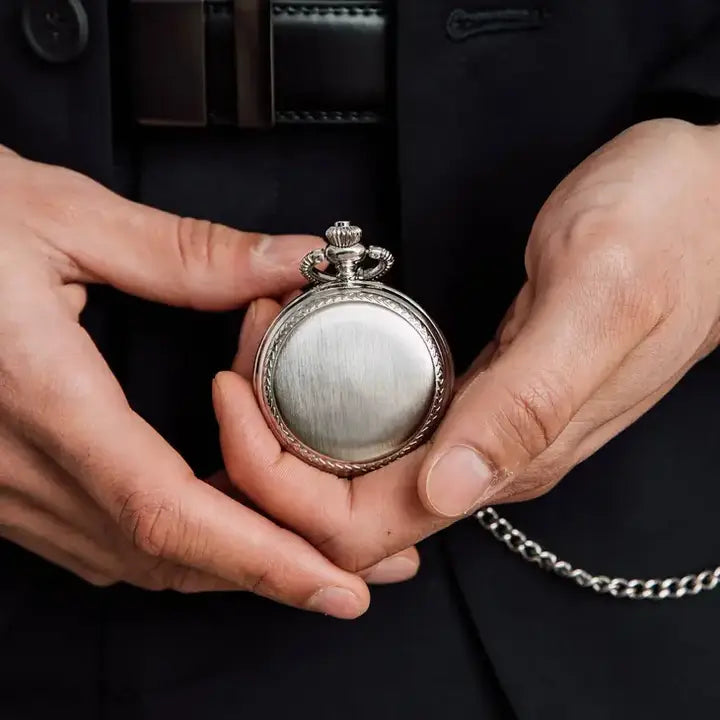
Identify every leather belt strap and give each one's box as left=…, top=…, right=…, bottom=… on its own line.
left=129, top=0, right=388, bottom=128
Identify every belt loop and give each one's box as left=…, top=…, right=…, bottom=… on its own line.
left=233, top=0, right=274, bottom=128
left=130, top=0, right=207, bottom=126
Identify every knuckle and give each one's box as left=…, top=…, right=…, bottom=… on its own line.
left=315, top=488, right=382, bottom=573
left=247, top=563, right=274, bottom=596
left=116, top=490, right=185, bottom=559
left=587, top=244, right=667, bottom=331
left=314, top=498, right=358, bottom=570
left=564, top=207, right=624, bottom=252
left=174, top=216, right=217, bottom=275
left=648, top=119, right=700, bottom=157
left=490, top=378, right=571, bottom=462
left=589, top=242, right=645, bottom=293
left=243, top=551, right=292, bottom=600
left=538, top=206, right=668, bottom=329
left=173, top=217, right=255, bottom=297
left=533, top=205, right=622, bottom=259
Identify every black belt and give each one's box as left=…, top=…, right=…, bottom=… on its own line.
left=129, top=0, right=388, bottom=128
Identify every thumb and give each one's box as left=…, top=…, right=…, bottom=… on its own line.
left=32, top=162, right=317, bottom=309
left=418, top=282, right=649, bottom=518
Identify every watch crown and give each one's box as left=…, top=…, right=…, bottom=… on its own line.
left=326, top=220, right=362, bottom=248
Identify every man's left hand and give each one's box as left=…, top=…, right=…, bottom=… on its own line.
left=214, top=118, right=720, bottom=578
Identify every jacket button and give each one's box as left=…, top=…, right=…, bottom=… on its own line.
left=22, top=0, right=89, bottom=63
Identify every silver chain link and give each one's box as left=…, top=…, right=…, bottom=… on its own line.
left=476, top=507, right=720, bottom=599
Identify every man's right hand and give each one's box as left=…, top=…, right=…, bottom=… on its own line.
left=0, top=147, right=372, bottom=618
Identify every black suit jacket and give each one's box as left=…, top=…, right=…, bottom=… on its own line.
left=1, top=1, right=719, bottom=718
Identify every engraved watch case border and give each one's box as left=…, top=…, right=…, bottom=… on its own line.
left=253, top=221, right=455, bottom=477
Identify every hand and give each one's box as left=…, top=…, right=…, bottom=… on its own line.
left=213, top=119, right=720, bottom=574
left=0, top=147, right=374, bottom=618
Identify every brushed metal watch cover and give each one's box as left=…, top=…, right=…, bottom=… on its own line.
left=253, top=221, right=454, bottom=476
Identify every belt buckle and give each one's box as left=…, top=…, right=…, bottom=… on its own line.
left=130, top=0, right=274, bottom=128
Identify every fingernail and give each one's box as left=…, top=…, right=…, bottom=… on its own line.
left=251, top=234, right=308, bottom=268
left=364, top=556, right=419, bottom=585
left=425, top=445, right=495, bottom=518
left=306, top=587, right=365, bottom=619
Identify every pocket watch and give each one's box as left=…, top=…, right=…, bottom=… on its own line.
left=253, top=221, right=454, bottom=476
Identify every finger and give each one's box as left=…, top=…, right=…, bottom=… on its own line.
left=0, top=442, right=256, bottom=595
left=203, top=469, right=236, bottom=495
left=486, top=306, right=705, bottom=505
left=148, top=567, right=241, bottom=593
left=0, top=424, right=164, bottom=580
left=0, top=474, right=254, bottom=594
left=2, top=526, right=114, bottom=586
left=95, top=416, right=369, bottom=616
left=14, top=158, right=319, bottom=309
left=0, top=430, right=164, bottom=584
left=280, top=289, right=303, bottom=305
left=214, top=371, right=445, bottom=572
left=456, top=283, right=533, bottom=392
left=87, top=410, right=369, bottom=616
left=454, top=283, right=532, bottom=396
left=214, top=276, right=665, bottom=570
left=495, top=283, right=534, bottom=345
left=0, top=475, right=220, bottom=591
left=571, top=373, right=686, bottom=468
left=58, top=283, right=88, bottom=318
left=129, top=558, right=243, bottom=593
left=203, top=469, right=275, bottom=517
left=214, top=370, right=353, bottom=545
left=455, top=339, right=497, bottom=393
left=360, top=546, right=420, bottom=585
left=0, top=484, right=245, bottom=594
left=10, top=321, right=369, bottom=618
left=0, top=483, right=247, bottom=594
left=232, top=298, right=283, bottom=380
left=502, top=348, right=698, bottom=505
left=0, top=423, right=109, bottom=529
left=0, top=500, right=115, bottom=586
left=417, top=270, right=663, bottom=519
left=493, top=376, right=685, bottom=506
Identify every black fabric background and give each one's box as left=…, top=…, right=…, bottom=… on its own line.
left=1, top=1, right=720, bottom=717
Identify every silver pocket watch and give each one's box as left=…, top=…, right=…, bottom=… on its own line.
left=254, top=221, right=454, bottom=476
